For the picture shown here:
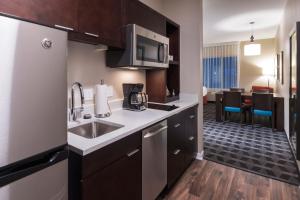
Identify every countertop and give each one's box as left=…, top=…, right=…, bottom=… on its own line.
left=68, top=94, right=199, bottom=156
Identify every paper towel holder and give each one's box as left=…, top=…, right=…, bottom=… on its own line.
left=95, top=80, right=111, bottom=118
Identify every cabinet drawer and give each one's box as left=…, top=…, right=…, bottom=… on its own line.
left=167, top=146, right=186, bottom=186
left=82, top=131, right=141, bottom=178
left=184, top=106, right=197, bottom=120
left=168, top=113, right=185, bottom=149
left=81, top=149, right=142, bottom=200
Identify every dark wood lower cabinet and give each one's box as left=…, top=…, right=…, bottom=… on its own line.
left=81, top=150, right=141, bottom=200
left=69, top=106, right=198, bottom=199
left=184, top=106, right=198, bottom=166
left=167, top=113, right=186, bottom=186
left=69, top=132, right=142, bottom=200
left=167, top=105, right=198, bottom=187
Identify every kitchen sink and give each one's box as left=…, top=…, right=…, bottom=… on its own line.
left=68, top=121, right=124, bottom=139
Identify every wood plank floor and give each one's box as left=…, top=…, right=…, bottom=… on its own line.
left=164, top=160, right=300, bottom=200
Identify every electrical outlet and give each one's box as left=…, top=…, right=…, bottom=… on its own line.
left=106, top=86, right=114, bottom=97
left=83, top=88, right=94, bottom=100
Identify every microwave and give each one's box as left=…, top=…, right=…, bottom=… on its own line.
left=106, top=24, right=169, bottom=69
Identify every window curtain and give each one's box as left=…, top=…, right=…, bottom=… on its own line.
left=203, top=43, right=239, bottom=90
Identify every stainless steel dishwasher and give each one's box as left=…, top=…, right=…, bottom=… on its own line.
left=142, top=120, right=168, bottom=200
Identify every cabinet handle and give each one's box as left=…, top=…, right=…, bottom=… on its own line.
left=54, top=24, right=74, bottom=31
left=84, top=32, right=99, bottom=38
left=189, top=115, right=195, bottom=119
left=174, top=123, right=181, bottom=128
left=173, top=149, right=181, bottom=155
left=188, top=136, right=195, bottom=141
left=127, top=149, right=139, bottom=157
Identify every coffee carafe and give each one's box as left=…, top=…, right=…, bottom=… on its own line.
left=122, top=83, right=147, bottom=111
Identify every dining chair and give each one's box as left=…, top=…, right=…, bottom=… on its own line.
left=223, top=91, right=244, bottom=124
left=230, top=88, right=245, bottom=93
left=251, top=86, right=274, bottom=93
left=252, top=93, right=274, bottom=131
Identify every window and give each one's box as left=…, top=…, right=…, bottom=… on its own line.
left=203, top=43, right=239, bottom=89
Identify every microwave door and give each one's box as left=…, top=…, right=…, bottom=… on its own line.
left=136, top=36, right=158, bottom=62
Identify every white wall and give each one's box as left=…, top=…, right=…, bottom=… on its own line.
left=67, top=41, right=145, bottom=104
left=275, top=0, right=300, bottom=134
left=240, top=38, right=276, bottom=92
left=161, top=0, right=204, bottom=153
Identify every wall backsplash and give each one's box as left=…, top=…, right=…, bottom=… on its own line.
left=67, top=41, right=146, bottom=105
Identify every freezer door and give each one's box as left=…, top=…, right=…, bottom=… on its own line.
left=0, top=16, right=68, bottom=168
left=0, top=160, right=68, bottom=200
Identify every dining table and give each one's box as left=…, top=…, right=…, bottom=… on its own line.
left=215, top=91, right=284, bottom=131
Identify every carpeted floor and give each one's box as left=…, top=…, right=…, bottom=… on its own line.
left=203, top=103, right=300, bottom=186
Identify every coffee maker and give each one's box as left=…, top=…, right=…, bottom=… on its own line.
left=122, top=83, right=147, bottom=111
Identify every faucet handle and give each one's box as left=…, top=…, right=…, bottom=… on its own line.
left=79, top=106, right=85, bottom=112
left=76, top=108, right=84, bottom=119
left=71, top=107, right=84, bottom=121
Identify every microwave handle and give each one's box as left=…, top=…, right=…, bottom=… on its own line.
left=158, top=44, right=164, bottom=63
left=164, top=44, right=169, bottom=64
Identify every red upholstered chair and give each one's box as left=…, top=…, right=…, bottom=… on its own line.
left=244, top=86, right=274, bottom=107
left=242, top=86, right=274, bottom=106
left=244, top=98, right=252, bottom=105
left=251, top=86, right=274, bottom=93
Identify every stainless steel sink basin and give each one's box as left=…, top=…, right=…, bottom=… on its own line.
left=68, top=121, right=124, bottom=139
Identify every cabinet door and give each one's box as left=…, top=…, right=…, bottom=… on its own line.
left=0, top=0, right=78, bottom=30
left=184, top=106, right=198, bottom=167
left=124, top=0, right=166, bottom=36
left=167, top=113, right=186, bottom=186
left=77, top=0, right=122, bottom=47
left=81, top=148, right=142, bottom=200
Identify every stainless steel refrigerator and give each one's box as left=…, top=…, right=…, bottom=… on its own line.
left=0, top=16, right=68, bottom=200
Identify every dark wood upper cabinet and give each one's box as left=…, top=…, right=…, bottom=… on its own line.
left=0, top=0, right=170, bottom=48
left=124, top=0, right=166, bottom=36
left=0, top=0, right=78, bottom=30
left=77, top=0, right=123, bottom=47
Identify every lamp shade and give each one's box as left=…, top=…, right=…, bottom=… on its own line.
left=244, top=43, right=261, bottom=56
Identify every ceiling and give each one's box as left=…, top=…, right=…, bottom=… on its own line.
left=203, top=0, right=287, bottom=44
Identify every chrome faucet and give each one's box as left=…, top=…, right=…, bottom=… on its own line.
left=70, top=82, right=85, bottom=121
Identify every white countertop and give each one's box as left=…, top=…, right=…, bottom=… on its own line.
left=68, top=94, right=199, bottom=156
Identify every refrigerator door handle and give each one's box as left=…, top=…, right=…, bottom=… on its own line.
left=0, top=148, right=68, bottom=187
left=49, top=151, right=62, bottom=163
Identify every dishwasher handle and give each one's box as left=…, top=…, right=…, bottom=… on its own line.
left=143, top=126, right=168, bottom=139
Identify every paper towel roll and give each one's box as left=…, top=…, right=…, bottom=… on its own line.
left=95, top=84, right=110, bottom=117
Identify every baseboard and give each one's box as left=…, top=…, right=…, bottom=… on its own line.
left=196, top=151, right=204, bottom=160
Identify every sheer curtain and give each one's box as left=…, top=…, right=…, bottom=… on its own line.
left=203, top=43, right=240, bottom=90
